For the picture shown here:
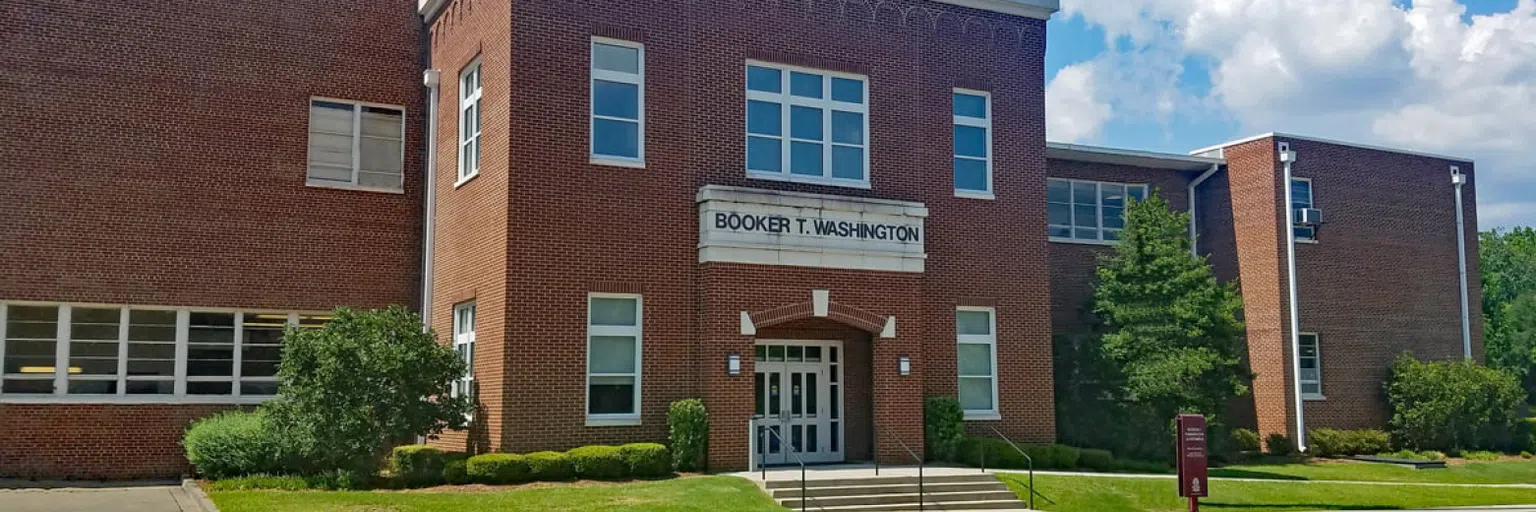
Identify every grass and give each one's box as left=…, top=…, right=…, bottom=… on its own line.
left=1002, top=473, right=1536, bottom=512
left=208, top=475, right=786, bottom=512
left=1209, top=458, right=1536, bottom=484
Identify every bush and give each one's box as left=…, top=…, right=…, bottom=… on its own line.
left=390, top=445, right=448, bottom=487
left=955, top=437, right=1082, bottom=470
left=1378, top=449, right=1447, bottom=461
left=568, top=445, right=628, bottom=480
left=526, top=451, right=575, bottom=481
left=1078, top=448, right=1115, bottom=472
left=264, top=307, right=473, bottom=475
left=1112, top=458, right=1173, bottom=474
left=1385, top=353, right=1528, bottom=452
left=619, top=443, right=671, bottom=478
left=202, top=475, right=313, bottom=491
left=1308, top=429, right=1391, bottom=458
left=466, top=453, right=531, bottom=484
left=1265, top=433, right=1293, bottom=456
left=1232, top=428, right=1261, bottom=452
left=668, top=399, right=708, bottom=472
left=924, top=397, right=965, bottom=462
left=1521, top=451, right=1533, bottom=459
left=1464, top=450, right=1502, bottom=461
left=442, top=459, right=470, bottom=485
left=183, top=410, right=287, bottom=479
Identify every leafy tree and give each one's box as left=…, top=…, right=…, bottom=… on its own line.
left=1479, top=227, right=1536, bottom=400
left=1385, top=353, right=1527, bottom=451
left=1491, top=294, right=1536, bottom=397
left=265, top=306, right=472, bottom=474
left=1093, top=191, right=1250, bottom=422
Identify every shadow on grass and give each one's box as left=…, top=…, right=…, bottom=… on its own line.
left=1204, top=503, right=1399, bottom=510
left=1207, top=469, right=1308, bottom=481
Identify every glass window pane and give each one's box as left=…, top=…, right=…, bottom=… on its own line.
left=955, top=158, right=988, bottom=192
left=956, top=310, right=992, bottom=335
left=958, top=344, right=992, bottom=377
left=68, top=380, right=116, bottom=394
left=1074, top=205, right=1099, bottom=228
left=590, top=298, right=638, bottom=326
left=592, top=43, right=640, bottom=74
left=1103, top=207, right=1124, bottom=229
left=309, top=101, right=354, bottom=134
left=959, top=377, right=994, bottom=411
left=187, top=381, right=232, bottom=395
left=804, top=346, right=822, bottom=362
left=593, top=80, right=640, bottom=119
left=360, top=138, right=403, bottom=174
left=360, top=107, right=403, bottom=139
left=831, top=78, right=863, bottom=103
left=1048, top=203, right=1071, bottom=227
left=755, top=372, right=766, bottom=416
left=1301, top=382, right=1321, bottom=395
left=755, top=345, right=768, bottom=361
left=1049, top=225, right=1072, bottom=238
left=790, top=106, right=823, bottom=140
left=593, top=119, right=640, bottom=158
left=3, top=379, right=53, bottom=394
left=748, top=136, right=782, bottom=172
left=1101, top=184, right=1126, bottom=208
left=954, top=125, right=986, bottom=158
left=953, top=93, right=987, bottom=118
left=768, top=345, right=785, bottom=362
left=1291, top=179, right=1312, bottom=207
left=242, top=381, right=279, bottom=396
left=1075, top=227, right=1099, bottom=240
left=790, top=141, right=823, bottom=176
left=126, top=380, right=174, bottom=394
left=790, top=72, right=822, bottom=98
left=1047, top=179, right=1071, bottom=203
left=589, top=336, right=637, bottom=374
left=747, top=66, right=782, bottom=93
left=1128, top=186, right=1147, bottom=202
left=831, top=146, right=863, bottom=180
left=830, top=111, right=862, bottom=145
left=747, top=100, right=781, bottom=136
left=1073, top=181, right=1097, bottom=204
left=786, top=346, right=803, bottom=362
left=589, top=375, right=636, bottom=414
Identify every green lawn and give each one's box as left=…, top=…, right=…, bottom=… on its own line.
left=1002, top=473, right=1536, bottom=512
left=1210, top=458, right=1536, bottom=484
left=208, top=476, right=786, bottom=512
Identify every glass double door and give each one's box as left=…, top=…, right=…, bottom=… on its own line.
left=753, top=341, right=843, bottom=465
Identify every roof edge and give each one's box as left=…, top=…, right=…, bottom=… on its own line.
left=928, top=0, right=1059, bottom=20
left=418, top=0, right=449, bottom=23
left=1047, top=141, right=1224, bottom=171
left=1189, top=132, right=1474, bottom=163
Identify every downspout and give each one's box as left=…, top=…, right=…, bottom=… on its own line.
left=1188, top=164, right=1220, bottom=256
left=1279, top=143, right=1306, bottom=453
left=1453, top=166, right=1472, bottom=359
left=421, top=69, right=441, bottom=328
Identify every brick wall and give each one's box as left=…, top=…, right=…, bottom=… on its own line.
left=0, top=404, right=241, bottom=480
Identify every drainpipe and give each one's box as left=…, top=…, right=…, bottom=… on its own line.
left=1279, top=143, right=1306, bottom=453
left=421, top=69, right=440, bottom=328
left=1188, top=164, right=1220, bottom=256
left=1452, top=166, right=1472, bottom=359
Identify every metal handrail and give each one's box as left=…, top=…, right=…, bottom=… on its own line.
left=756, top=420, right=825, bottom=512
left=873, top=424, right=926, bottom=511
left=983, top=427, right=1055, bottom=510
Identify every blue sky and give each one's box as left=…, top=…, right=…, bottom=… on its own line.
left=1043, top=0, right=1536, bottom=228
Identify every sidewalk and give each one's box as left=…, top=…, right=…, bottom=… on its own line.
left=0, top=480, right=215, bottom=512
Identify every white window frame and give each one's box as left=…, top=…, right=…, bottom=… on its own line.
left=1291, top=177, right=1316, bottom=242
left=590, top=37, right=645, bottom=168
left=457, top=59, right=483, bottom=187
left=957, top=306, right=1000, bottom=420
left=953, top=89, right=993, bottom=199
left=744, top=61, right=870, bottom=189
left=305, top=97, right=407, bottom=194
left=451, top=302, right=476, bottom=415
left=1298, top=332, right=1323, bottom=400
left=585, top=293, right=643, bottom=426
left=235, top=312, right=297, bottom=398
left=0, top=302, right=326, bottom=404
left=1047, top=178, right=1148, bottom=245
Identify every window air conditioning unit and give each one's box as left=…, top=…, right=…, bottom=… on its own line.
left=1294, top=208, right=1323, bottom=226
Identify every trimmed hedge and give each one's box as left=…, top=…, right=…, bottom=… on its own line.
left=1308, top=429, right=1391, bottom=458
left=1386, top=354, right=1527, bottom=451
left=568, top=445, right=628, bottom=480
left=466, top=453, right=531, bottom=484
left=956, top=437, right=1082, bottom=470
left=924, top=397, right=965, bottom=462
left=390, top=445, right=447, bottom=487
left=668, top=399, right=708, bottom=472
left=1265, top=433, right=1294, bottom=456
left=183, top=410, right=286, bottom=479
left=619, top=443, right=671, bottom=477
left=1232, top=428, right=1261, bottom=452
left=1078, top=448, right=1114, bottom=472
left=442, top=459, right=470, bottom=485
left=526, top=451, right=575, bottom=481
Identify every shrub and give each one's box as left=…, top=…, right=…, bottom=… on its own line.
left=1378, top=449, right=1447, bottom=461
left=568, top=445, right=628, bottom=480
left=183, top=410, right=286, bottom=479
left=202, top=475, right=313, bottom=491
left=390, top=445, right=448, bottom=487
left=924, top=397, right=965, bottom=462
left=1112, top=459, right=1173, bottom=474
left=1078, top=448, right=1115, bottom=472
left=526, top=451, right=574, bottom=481
left=1521, top=451, right=1533, bottom=459
left=619, top=443, right=671, bottom=478
left=1464, top=450, right=1502, bottom=461
left=264, top=307, right=473, bottom=475
left=1265, top=433, right=1293, bottom=456
left=466, top=453, right=531, bottom=484
left=955, top=437, right=1082, bottom=470
left=1232, top=428, right=1261, bottom=452
left=1385, top=353, right=1527, bottom=452
left=1308, top=429, right=1391, bottom=458
left=442, top=459, right=470, bottom=485
left=668, top=399, right=708, bottom=472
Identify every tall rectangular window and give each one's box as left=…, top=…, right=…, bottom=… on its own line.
left=956, top=307, right=998, bottom=419
left=126, top=309, right=177, bottom=395
left=587, top=294, right=642, bottom=424
left=307, top=99, right=406, bottom=192
left=458, top=60, right=482, bottom=184
left=452, top=303, right=476, bottom=405
left=591, top=38, right=644, bottom=166
left=1299, top=333, right=1321, bottom=398
left=67, top=307, right=121, bottom=394
left=2, top=305, right=60, bottom=394
left=185, top=312, right=235, bottom=396
left=953, top=90, right=992, bottom=197
left=1291, top=177, right=1315, bottom=241
left=239, top=313, right=289, bottom=397
left=1047, top=178, right=1148, bottom=243
left=745, top=63, right=868, bottom=186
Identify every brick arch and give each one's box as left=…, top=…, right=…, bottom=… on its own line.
left=750, top=300, right=887, bottom=334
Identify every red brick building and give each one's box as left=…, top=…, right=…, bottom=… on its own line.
left=0, top=0, right=1479, bottom=479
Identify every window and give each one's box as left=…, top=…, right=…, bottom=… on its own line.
left=1047, top=178, right=1148, bottom=243
left=591, top=38, right=644, bottom=166
left=953, top=90, right=992, bottom=197
left=458, top=60, right=482, bottom=184
left=956, top=307, right=998, bottom=419
left=587, top=294, right=641, bottom=424
left=1291, top=177, right=1315, bottom=241
left=452, top=303, right=475, bottom=406
left=745, top=62, right=868, bottom=186
left=0, top=303, right=327, bottom=402
left=1299, top=333, right=1322, bottom=398
left=307, top=99, right=406, bottom=192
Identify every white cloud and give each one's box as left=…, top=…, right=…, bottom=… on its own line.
left=1054, top=0, right=1536, bottom=228
left=1045, top=61, right=1112, bottom=143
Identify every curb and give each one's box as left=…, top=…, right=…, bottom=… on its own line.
left=181, top=479, right=219, bottom=512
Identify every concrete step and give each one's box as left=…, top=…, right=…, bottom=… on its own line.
left=782, top=499, right=1033, bottom=511
left=772, top=481, right=1010, bottom=499
left=778, top=490, right=1020, bottom=508
left=763, top=473, right=998, bottom=489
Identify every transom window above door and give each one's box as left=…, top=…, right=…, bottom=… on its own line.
left=745, top=63, right=869, bottom=188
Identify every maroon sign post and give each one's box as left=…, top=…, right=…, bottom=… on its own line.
left=1176, top=414, right=1209, bottom=512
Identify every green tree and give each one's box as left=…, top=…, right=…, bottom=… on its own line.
left=1479, top=227, right=1536, bottom=400
left=1492, top=294, right=1536, bottom=396
left=265, top=306, right=472, bottom=474
left=1094, top=191, right=1250, bottom=422
left=1385, top=353, right=1527, bottom=451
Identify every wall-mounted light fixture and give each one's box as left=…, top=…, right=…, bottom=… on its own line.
left=898, top=355, right=911, bottom=376
left=727, top=353, right=741, bottom=376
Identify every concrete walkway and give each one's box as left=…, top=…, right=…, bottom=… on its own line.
left=0, top=480, right=215, bottom=512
